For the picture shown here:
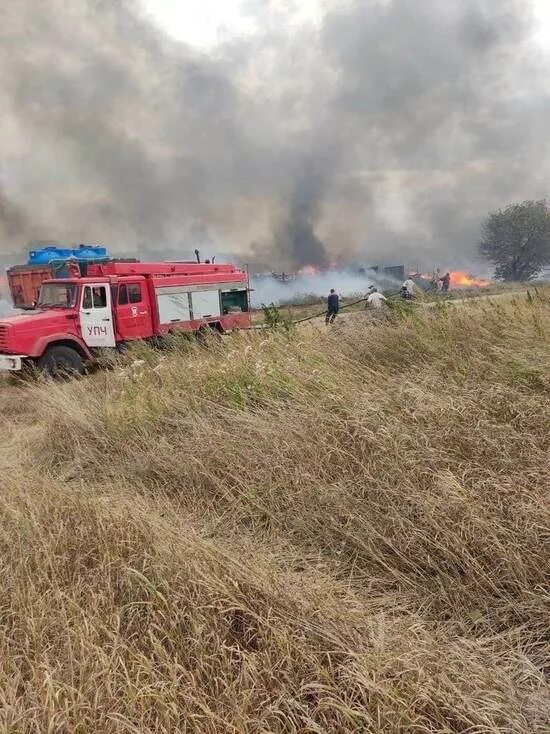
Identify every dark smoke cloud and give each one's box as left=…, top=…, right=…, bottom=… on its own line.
left=0, top=0, right=548, bottom=271
left=0, top=0, right=257, bottom=259
left=311, top=0, right=550, bottom=267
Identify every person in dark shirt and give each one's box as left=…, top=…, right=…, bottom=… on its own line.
left=326, top=289, right=339, bottom=324
left=440, top=272, right=451, bottom=292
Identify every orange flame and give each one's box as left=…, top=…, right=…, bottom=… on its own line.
left=449, top=270, right=491, bottom=288
left=297, top=262, right=338, bottom=276
left=297, top=265, right=318, bottom=276
left=415, top=270, right=492, bottom=289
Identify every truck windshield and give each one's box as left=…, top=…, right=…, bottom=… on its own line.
left=38, top=284, right=78, bottom=309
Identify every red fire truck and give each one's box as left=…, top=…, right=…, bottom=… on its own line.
left=0, top=260, right=250, bottom=375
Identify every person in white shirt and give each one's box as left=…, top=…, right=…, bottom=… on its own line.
left=366, top=287, right=387, bottom=309
left=402, top=278, right=415, bottom=299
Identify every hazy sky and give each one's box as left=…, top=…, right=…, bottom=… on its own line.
left=140, top=0, right=325, bottom=48
left=2, top=0, right=550, bottom=272
left=142, top=0, right=550, bottom=49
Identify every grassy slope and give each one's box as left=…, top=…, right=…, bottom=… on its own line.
left=0, top=291, right=549, bottom=732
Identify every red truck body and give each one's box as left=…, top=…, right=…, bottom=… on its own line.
left=6, top=258, right=139, bottom=309
left=0, top=260, right=250, bottom=373
left=6, top=264, right=55, bottom=308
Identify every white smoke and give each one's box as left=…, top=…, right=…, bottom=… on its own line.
left=250, top=269, right=400, bottom=307
left=0, top=298, right=15, bottom=316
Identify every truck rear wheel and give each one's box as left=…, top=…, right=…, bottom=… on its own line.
left=37, top=345, right=84, bottom=378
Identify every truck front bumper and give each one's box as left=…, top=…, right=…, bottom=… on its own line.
left=0, top=355, right=25, bottom=371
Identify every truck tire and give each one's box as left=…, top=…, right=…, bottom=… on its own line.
left=37, top=345, right=85, bottom=378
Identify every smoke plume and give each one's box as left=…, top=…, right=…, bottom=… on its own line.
left=0, top=0, right=549, bottom=270
left=250, top=269, right=400, bottom=308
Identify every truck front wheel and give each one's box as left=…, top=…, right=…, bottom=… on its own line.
left=37, top=346, right=85, bottom=378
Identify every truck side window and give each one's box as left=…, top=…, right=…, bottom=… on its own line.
left=93, top=287, right=107, bottom=308
left=128, top=284, right=142, bottom=303
left=118, top=285, right=129, bottom=305
left=118, top=284, right=141, bottom=305
left=221, top=289, right=249, bottom=313
left=82, top=286, right=92, bottom=309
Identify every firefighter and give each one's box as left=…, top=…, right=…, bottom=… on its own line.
left=440, top=272, right=451, bottom=292
left=366, top=287, right=387, bottom=310
left=401, top=277, right=415, bottom=299
left=326, top=288, right=339, bottom=324
left=364, top=284, right=376, bottom=306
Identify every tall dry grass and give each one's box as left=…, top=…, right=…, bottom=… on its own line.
left=0, top=292, right=548, bottom=732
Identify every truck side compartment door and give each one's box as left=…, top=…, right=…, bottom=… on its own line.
left=115, top=282, right=154, bottom=340
left=80, top=284, right=116, bottom=348
left=190, top=289, right=221, bottom=320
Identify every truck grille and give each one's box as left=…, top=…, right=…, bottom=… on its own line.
left=0, top=326, right=10, bottom=352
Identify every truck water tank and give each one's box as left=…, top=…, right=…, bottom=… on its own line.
left=71, top=245, right=108, bottom=260
left=28, top=246, right=73, bottom=264
left=27, top=245, right=108, bottom=264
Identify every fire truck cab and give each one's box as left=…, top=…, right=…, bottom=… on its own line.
left=0, top=261, right=250, bottom=375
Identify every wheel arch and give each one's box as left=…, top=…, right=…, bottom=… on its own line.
left=33, top=334, right=93, bottom=361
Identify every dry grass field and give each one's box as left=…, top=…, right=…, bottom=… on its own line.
left=0, top=289, right=548, bottom=732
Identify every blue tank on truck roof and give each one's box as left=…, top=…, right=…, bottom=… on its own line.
left=27, top=245, right=108, bottom=265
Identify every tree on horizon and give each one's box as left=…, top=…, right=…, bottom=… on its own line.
left=480, top=200, right=550, bottom=281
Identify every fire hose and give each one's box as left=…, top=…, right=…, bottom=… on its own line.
left=250, top=289, right=424, bottom=330
left=290, top=290, right=405, bottom=325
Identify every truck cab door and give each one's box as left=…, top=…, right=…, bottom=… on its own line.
left=80, top=284, right=116, bottom=347
left=115, top=281, right=154, bottom=340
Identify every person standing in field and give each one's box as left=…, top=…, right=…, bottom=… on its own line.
left=366, top=287, right=387, bottom=309
left=326, top=289, right=339, bottom=324
left=440, top=272, right=451, bottom=292
left=401, top=277, right=415, bottom=299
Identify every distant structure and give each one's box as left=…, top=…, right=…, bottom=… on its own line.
left=382, top=265, right=405, bottom=282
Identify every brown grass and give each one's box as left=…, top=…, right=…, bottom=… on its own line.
left=0, top=291, right=548, bottom=732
